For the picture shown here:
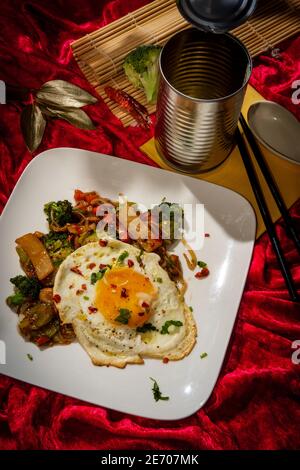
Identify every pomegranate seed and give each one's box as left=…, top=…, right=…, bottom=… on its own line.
left=53, top=294, right=61, bottom=304
left=142, top=301, right=149, bottom=308
left=88, top=306, right=98, bottom=313
left=195, top=268, right=210, bottom=279
left=163, top=357, right=169, bottom=364
left=70, top=267, right=83, bottom=276
left=87, top=263, right=96, bottom=270
left=36, top=336, right=50, bottom=347
left=81, top=284, right=87, bottom=291
left=127, top=259, right=134, bottom=267
left=99, top=239, right=108, bottom=247
left=99, top=264, right=107, bottom=269
left=121, top=288, right=128, bottom=298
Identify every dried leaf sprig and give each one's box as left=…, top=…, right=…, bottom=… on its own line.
left=20, top=80, right=97, bottom=152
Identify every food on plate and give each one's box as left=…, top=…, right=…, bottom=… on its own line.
left=150, top=378, right=169, bottom=402
left=123, top=44, right=162, bottom=104
left=15, top=233, right=54, bottom=280
left=104, top=86, right=150, bottom=130
left=7, top=189, right=197, bottom=367
left=53, top=238, right=196, bottom=368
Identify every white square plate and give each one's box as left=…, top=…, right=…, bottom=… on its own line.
left=0, top=148, right=256, bottom=420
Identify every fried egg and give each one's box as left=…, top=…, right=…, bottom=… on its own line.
left=53, top=238, right=196, bottom=368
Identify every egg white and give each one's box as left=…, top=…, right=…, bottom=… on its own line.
left=54, top=238, right=196, bottom=367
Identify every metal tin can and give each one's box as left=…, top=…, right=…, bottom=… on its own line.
left=155, top=28, right=252, bottom=173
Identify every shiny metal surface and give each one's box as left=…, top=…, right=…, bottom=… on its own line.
left=155, top=28, right=252, bottom=172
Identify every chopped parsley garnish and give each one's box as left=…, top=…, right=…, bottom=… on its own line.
left=27, top=354, right=33, bottom=361
left=115, top=308, right=131, bottom=325
left=156, top=277, right=163, bottom=284
left=189, top=306, right=193, bottom=312
left=200, top=352, right=208, bottom=359
left=136, top=249, right=144, bottom=265
left=197, top=261, right=207, bottom=268
left=117, top=251, right=129, bottom=264
left=90, top=268, right=107, bottom=284
left=160, top=320, right=183, bottom=335
left=150, top=378, right=169, bottom=402
left=83, top=296, right=89, bottom=301
left=136, top=323, right=158, bottom=333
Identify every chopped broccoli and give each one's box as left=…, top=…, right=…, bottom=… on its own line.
left=7, top=292, right=25, bottom=307
left=123, top=45, right=162, bottom=104
left=10, top=275, right=41, bottom=299
left=44, top=200, right=73, bottom=227
left=152, top=202, right=184, bottom=244
left=42, top=231, right=74, bottom=266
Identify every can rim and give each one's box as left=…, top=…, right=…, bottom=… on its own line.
left=177, top=0, right=257, bottom=34
left=159, top=28, right=253, bottom=104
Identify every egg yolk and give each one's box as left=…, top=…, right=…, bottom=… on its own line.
left=95, top=267, right=157, bottom=328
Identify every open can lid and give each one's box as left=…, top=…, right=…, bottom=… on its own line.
left=177, top=0, right=257, bottom=33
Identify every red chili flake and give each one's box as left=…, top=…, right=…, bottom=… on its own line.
left=110, top=284, right=117, bottom=289
left=81, top=284, right=87, bottom=291
left=99, top=239, right=108, bottom=247
left=36, top=336, right=50, bottom=347
left=70, top=267, right=83, bottom=276
left=88, top=306, right=98, bottom=313
left=195, top=268, right=210, bottom=279
left=163, top=357, right=169, bottom=364
left=127, top=259, right=134, bottom=267
left=142, top=301, right=149, bottom=308
left=53, top=294, right=61, bottom=304
left=121, top=288, right=128, bottom=298
left=205, top=233, right=210, bottom=238
left=99, top=264, right=107, bottom=269
left=87, top=262, right=96, bottom=270
left=138, top=312, right=145, bottom=317
left=76, top=289, right=84, bottom=296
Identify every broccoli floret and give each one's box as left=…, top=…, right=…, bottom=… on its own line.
left=123, top=45, right=162, bottom=104
left=42, top=231, right=74, bottom=266
left=44, top=200, right=73, bottom=227
left=152, top=202, right=184, bottom=244
left=10, top=275, right=41, bottom=299
left=7, top=292, right=25, bottom=307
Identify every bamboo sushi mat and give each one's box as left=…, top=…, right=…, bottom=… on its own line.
left=72, top=0, right=300, bottom=126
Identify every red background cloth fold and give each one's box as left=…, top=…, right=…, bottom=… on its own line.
left=0, top=0, right=299, bottom=450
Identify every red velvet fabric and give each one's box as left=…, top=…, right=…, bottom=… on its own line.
left=250, top=35, right=300, bottom=120
left=0, top=0, right=299, bottom=450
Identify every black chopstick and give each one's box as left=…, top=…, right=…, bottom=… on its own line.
left=240, top=114, right=300, bottom=255
left=236, top=128, right=299, bottom=302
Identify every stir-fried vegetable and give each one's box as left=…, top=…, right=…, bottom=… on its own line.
left=44, top=200, right=73, bottom=227
left=43, top=231, right=74, bottom=266
left=16, top=300, right=75, bottom=346
left=11, top=275, right=40, bottom=298
left=152, top=202, right=184, bottom=245
left=15, top=233, right=54, bottom=280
